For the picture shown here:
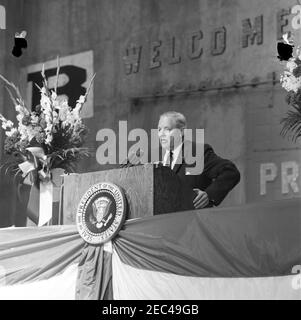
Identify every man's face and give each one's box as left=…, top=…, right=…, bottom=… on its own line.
left=158, top=116, right=183, bottom=150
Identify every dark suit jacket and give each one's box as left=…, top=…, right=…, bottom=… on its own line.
left=168, top=141, right=240, bottom=207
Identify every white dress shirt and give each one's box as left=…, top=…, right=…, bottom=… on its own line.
left=163, top=143, right=183, bottom=169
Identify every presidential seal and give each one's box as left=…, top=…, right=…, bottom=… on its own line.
left=76, top=182, right=127, bottom=244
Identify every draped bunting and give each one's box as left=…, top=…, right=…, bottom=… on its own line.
left=0, top=198, right=300, bottom=300
left=0, top=225, right=82, bottom=299
left=75, top=242, right=113, bottom=300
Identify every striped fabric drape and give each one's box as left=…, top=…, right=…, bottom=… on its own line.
left=0, top=198, right=300, bottom=300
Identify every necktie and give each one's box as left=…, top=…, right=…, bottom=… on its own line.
left=169, top=150, right=173, bottom=169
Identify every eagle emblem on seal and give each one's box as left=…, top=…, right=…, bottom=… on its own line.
left=91, top=196, right=112, bottom=228
left=77, top=182, right=127, bottom=244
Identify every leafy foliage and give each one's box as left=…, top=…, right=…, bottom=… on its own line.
left=279, top=35, right=301, bottom=142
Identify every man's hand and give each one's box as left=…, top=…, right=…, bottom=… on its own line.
left=193, top=189, right=209, bottom=209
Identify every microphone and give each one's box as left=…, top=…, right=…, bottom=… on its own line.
left=120, top=149, right=144, bottom=168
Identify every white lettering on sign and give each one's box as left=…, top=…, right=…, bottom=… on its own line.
left=260, top=163, right=277, bottom=195
left=281, top=161, right=299, bottom=194
left=260, top=161, right=300, bottom=196
left=291, top=5, right=301, bottom=30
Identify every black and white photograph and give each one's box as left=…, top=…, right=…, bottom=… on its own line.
left=0, top=0, right=300, bottom=303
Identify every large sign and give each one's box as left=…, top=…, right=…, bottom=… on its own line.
left=24, top=51, right=94, bottom=118
left=122, top=6, right=298, bottom=76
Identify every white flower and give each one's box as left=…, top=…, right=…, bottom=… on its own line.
left=52, top=110, right=59, bottom=124
left=15, top=105, right=22, bottom=113
left=1, top=119, right=14, bottom=130
left=5, top=128, right=18, bottom=137
left=51, top=91, right=57, bottom=101
left=16, top=114, right=23, bottom=124
left=286, top=59, right=297, bottom=73
left=76, top=95, right=85, bottom=104
left=24, top=126, right=43, bottom=142
left=41, top=94, right=51, bottom=112
left=283, top=33, right=293, bottom=45
left=7, top=120, right=14, bottom=127
left=45, top=121, right=53, bottom=132
left=53, top=100, right=60, bottom=110
left=15, top=104, right=29, bottom=116
left=61, top=99, right=69, bottom=108
left=72, top=105, right=81, bottom=119
left=18, top=124, right=29, bottom=141
left=280, top=72, right=301, bottom=93
left=69, top=95, right=86, bottom=119
left=59, top=107, right=68, bottom=122
left=45, top=134, right=53, bottom=145
left=44, top=113, right=53, bottom=129
left=31, top=114, right=39, bottom=124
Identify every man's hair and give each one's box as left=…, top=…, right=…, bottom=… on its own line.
left=159, top=111, right=186, bottom=129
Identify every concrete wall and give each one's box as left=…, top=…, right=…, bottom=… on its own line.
left=0, top=0, right=300, bottom=225
left=0, top=0, right=26, bottom=226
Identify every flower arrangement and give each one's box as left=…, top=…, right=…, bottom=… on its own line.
left=0, top=61, right=95, bottom=182
left=279, top=34, right=301, bottom=142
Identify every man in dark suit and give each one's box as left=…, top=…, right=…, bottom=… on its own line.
left=158, top=111, right=240, bottom=209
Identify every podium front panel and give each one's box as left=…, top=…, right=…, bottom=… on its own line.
left=63, top=165, right=154, bottom=224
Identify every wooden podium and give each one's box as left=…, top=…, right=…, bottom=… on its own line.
left=63, top=164, right=195, bottom=224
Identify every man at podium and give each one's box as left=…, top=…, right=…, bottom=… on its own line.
left=157, top=111, right=240, bottom=209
